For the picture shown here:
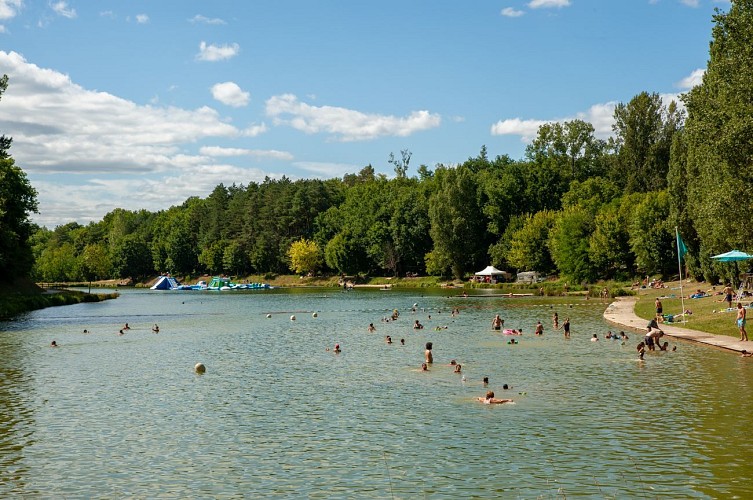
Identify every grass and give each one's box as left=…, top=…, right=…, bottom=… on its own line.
left=0, top=277, right=119, bottom=320
left=632, top=281, right=745, bottom=338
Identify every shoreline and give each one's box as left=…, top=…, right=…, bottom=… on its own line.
left=604, top=296, right=749, bottom=353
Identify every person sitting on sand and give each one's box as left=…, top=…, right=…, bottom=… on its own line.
left=478, top=390, right=513, bottom=404
left=492, top=314, right=504, bottom=331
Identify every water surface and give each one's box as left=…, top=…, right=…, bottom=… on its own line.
left=1, top=288, right=751, bottom=498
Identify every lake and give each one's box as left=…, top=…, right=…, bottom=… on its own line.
left=1, top=288, right=751, bottom=498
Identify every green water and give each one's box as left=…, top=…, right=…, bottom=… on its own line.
left=0, top=288, right=751, bottom=498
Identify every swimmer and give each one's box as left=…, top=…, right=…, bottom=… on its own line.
left=449, top=359, right=457, bottom=366
left=659, top=341, right=669, bottom=351
left=742, top=350, right=753, bottom=358
left=368, top=323, right=376, bottom=333
left=502, top=384, right=512, bottom=390
left=454, top=364, right=462, bottom=373
left=478, top=390, right=513, bottom=404
left=620, top=331, right=629, bottom=340
left=483, top=377, right=489, bottom=386
left=152, top=324, right=159, bottom=333
left=591, top=334, right=598, bottom=342
left=386, top=336, right=392, bottom=344
left=50, top=340, right=58, bottom=347
left=553, top=311, right=559, bottom=329
left=562, top=317, right=571, bottom=338
left=425, top=342, right=433, bottom=364
left=333, top=343, right=341, bottom=354
left=605, top=331, right=613, bottom=339
left=491, top=314, right=504, bottom=331
left=400, top=338, right=405, bottom=345
left=118, top=329, right=125, bottom=336
left=413, top=320, right=424, bottom=330
left=123, top=323, right=130, bottom=330
left=420, top=362, right=429, bottom=371
left=83, top=329, right=89, bottom=334
left=535, top=321, right=543, bottom=335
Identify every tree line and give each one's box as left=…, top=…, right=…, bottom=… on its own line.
left=3, top=2, right=753, bottom=286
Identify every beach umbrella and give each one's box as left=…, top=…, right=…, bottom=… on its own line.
left=711, top=250, right=753, bottom=290
left=710, top=250, right=753, bottom=262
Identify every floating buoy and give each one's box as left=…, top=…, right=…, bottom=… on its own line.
left=194, top=363, right=206, bottom=374
left=290, top=315, right=296, bottom=321
left=312, top=312, right=318, bottom=318
left=266, top=314, right=272, bottom=318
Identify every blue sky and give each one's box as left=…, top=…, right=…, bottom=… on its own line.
left=0, top=0, right=728, bottom=228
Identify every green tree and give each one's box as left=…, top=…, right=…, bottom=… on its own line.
left=549, top=208, right=596, bottom=283
left=505, top=210, right=556, bottom=273
left=80, top=243, right=111, bottom=282
left=628, top=191, right=674, bottom=276
left=682, top=0, right=753, bottom=256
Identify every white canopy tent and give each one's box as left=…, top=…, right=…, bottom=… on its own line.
left=475, top=265, right=506, bottom=277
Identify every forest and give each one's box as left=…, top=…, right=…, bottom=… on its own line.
left=3, top=2, right=753, bottom=286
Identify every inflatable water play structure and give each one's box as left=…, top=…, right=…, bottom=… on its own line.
left=151, top=276, right=270, bottom=291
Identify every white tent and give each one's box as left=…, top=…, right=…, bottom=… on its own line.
left=475, top=265, right=506, bottom=277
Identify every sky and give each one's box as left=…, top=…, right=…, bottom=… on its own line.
left=0, top=0, right=730, bottom=228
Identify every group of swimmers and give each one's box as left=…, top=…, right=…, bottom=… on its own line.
left=51, top=322, right=160, bottom=346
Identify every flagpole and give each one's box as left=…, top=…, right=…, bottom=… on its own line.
left=676, top=227, right=687, bottom=324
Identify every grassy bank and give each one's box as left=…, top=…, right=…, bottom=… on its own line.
left=632, top=281, right=745, bottom=337
left=0, top=278, right=119, bottom=320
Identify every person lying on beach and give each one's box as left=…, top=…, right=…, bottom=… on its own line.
left=478, top=391, right=513, bottom=404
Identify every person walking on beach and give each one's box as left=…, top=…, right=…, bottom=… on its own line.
left=737, top=302, right=748, bottom=341
left=722, top=284, right=734, bottom=309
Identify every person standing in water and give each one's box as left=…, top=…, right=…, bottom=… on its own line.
left=534, top=321, right=544, bottom=335
left=552, top=311, right=559, bottom=329
left=491, top=314, right=504, bottom=331
left=425, top=342, right=433, bottom=364
left=737, top=302, right=748, bottom=341
left=562, top=317, right=570, bottom=339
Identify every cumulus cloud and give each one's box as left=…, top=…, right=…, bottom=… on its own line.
left=294, top=161, right=358, bottom=178
left=190, top=14, right=226, bottom=25
left=491, top=94, right=685, bottom=142
left=199, top=145, right=293, bottom=161
left=0, top=50, right=278, bottom=227
left=196, top=41, right=240, bottom=61
left=210, top=81, right=250, bottom=107
left=265, top=94, right=441, bottom=142
left=677, top=68, right=705, bottom=89
left=528, top=0, right=571, bottom=8
left=51, top=1, right=76, bottom=19
left=0, top=0, right=23, bottom=20
left=501, top=7, right=525, bottom=17
left=242, top=123, right=268, bottom=137
left=136, top=14, right=149, bottom=24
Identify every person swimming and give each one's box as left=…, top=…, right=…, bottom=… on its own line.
left=50, top=340, right=58, bottom=347
left=478, top=390, right=512, bottom=404
left=333, top=343, right=341, bottom=354
left=368, top=323, right=376, bottom=332
left=413, top=320, right=424, bottom=330
left=152, top=324, right=159, bottom=333
left=420, top=362, right=429, bottom=371
left=386, top=336, right=392, bottom=344
left=454, top=364, right=462, bottom=373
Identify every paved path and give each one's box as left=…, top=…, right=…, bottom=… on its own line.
left=604, top=296, right=749, bottom=353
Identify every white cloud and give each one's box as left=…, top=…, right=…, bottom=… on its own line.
left=51, top=1, right=76, bottom=19
left=490, top=118, right=549, bottom=142
left=210, top=81, right=250, bottom=107
left=0, top=0, right=23, bottom=20
left=294, top=161, right=358, bottom=178
left=190, top=14, right=226, bottom=25
left=0, top=50, right=280, bottom=227
left=501, top=7, right=525, bottom=17
left=680, top=0, right=700, bottom=6
left=199, top=145, right=293, bottom=161
left=136, top=14, right=149, bottom=24
left=242, top=123, right=268, bottom=137
left=491, top=94, right=685, bottom=142
left=677, top=68, right=705, bottom=89
left=196, top=41, right=240, bottom=62
left=265, top=94, right=441, bottom=142
left=528, top=0, right=571, bottom=8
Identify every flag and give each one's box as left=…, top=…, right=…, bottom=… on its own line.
left=676, top=231, right=688, bottom=261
